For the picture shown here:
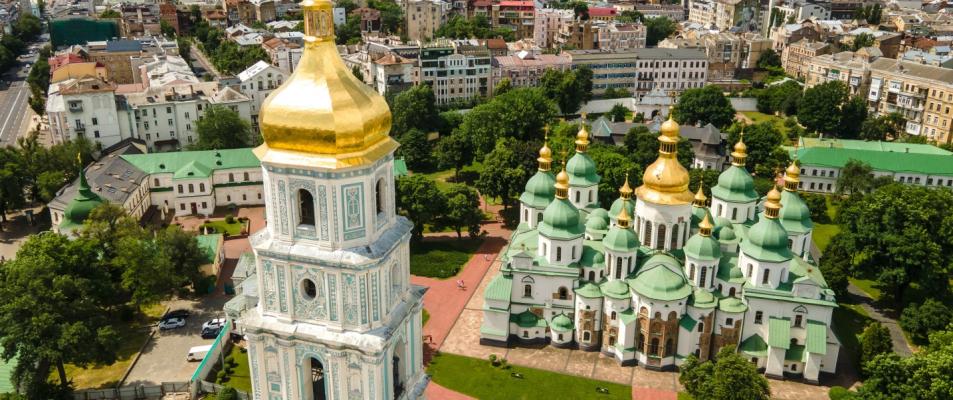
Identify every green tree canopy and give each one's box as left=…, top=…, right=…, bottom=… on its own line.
left=396, top=174, right=447, bottom=239
left=539, top=67, right=592, bottom=114
left=859, top=322, right=893, bottom=377
left=856, top=324, right=953, bottom=399
left=852, top=33, right=876, bottom=51
left=679, top=346, right=771, bottom=400
left=756, top=49, right=782, bottom=69
left=436, top=184, right=484, bottom=238
left=457, top=88, right=558, bottom=156
left=607, top=103, right=628, bottom=122
left=798, top=81, right=850, bottom=136
left=192, top=105, right=253, bottom=150
left=755, top=80, right=801, bottom=116
left=674, top=85, right=736, bottom=128
left=391, top=84, right=439, bottom=135
left=725, top=122, right=789, bottom=177
left=836, top=159, right=874, bottom=196
left=476, top=137, right=528, bottom=211
left=645, top=17, right=676, bottom=46
left=434, top=131, right=474, bottom=179
left=900, top=300, right=952, bottom=344
left=588, top=144, right=641, bottom=207
left=396, top=128, right=433, bottom=171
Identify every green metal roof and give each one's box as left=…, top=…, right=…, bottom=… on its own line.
left=715, top=257, right=746, bottom=283
left=712, top=165, right=758, bottom=203
left=778, top=191, right=813, bottom=234
left=718, top=296, right=747, bottom=313
left=538, top=198, right=585, bottom=239
left=551, top=313, right=574, bottom=332
left=679, top=314, right=697, bottom=331
left=196, top=234, right=222, bottom=264
left=806, top=320, right=827, bottom=355
left=511, top=310, right=548, bottom=328
left=121, top=148, right=261, bottom=177
left=785, top=344, right=806, bottom=362
left=579, top=245, right=605, bottom=267
left=619, top=308, right=639, bottom=324
left=480, top=325, right=508, bottom=337
left=740, top=216, right=793, bottom=262
left=62, top=169, right=105, bottom=229
left=768, top=317, right=792, bottom=349
left=792, top=146, right=953, bottom=176
left=566, top=152, right=600, bottom=187
left=393, top=158, right=408, bottom=176
left=520, top=171, right=556, bottom=209
left=574, top=281, right=604, bottom=298
left=603, top=225, right=639, bottom=252
left=683, top=233, right=722, bottom=261
left=600, top=279, right=631, bottom=299
left=627, top=255, right=692, bottom=301
left=689, top=288, right=717, bottom=308
left=796, top=137, right=952, bottom=155
left=485, top=274, right=513, bottom=303
left=585, top=211, right=610, bottom=232
left=740, top=334, right=768, bottom=357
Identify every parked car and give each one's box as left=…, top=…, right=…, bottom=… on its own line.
left=202, top=318, right=226, bottom=331
left=163, top=309, right=191, bottom=320
left=201, top=327, right=221, bottom=339
left=187, top=344, right=213, bottom=362
left=158, top=317, right=186, bottom=330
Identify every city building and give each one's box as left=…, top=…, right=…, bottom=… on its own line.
left=804, top=48, right=880, bottom=96
left=770, top=22, right=821, bottom=52
left=228, top=1, right=428, bottom=398
left=688, top=0, right=762, bottom=32
left=261, top=37, right=303, bottom=73
left=774, top=0, right=831, bottom=22
left=680, top=123, right=727, bottom=170
left=781, top=39, right=830, bottom=79
left=481, top=117, right=839, bottom=383
left=790, top=137, right=953, bottom=192
left=237, top=60, right=288, bottom=130
left=492, top=1, right=535, bottom=40
left=352, top=7, right=382, bottom=33
left=596, top=22, right=647, bottom=52
left=405, top=0, right=451, bottom=42
left=632, top=4, right=685, bottom=21
left=867, top=58, right=953, bottom=142
left=565, top=49, right=708, bottom=96
left=46, top=77, right=125, bottom=147
left=370, top=53, right=415, bottom=95
left=413, top=40, right=491, bottom=105
left=87, top=39, right=146, bottom=84
left=660, top=32, right=747, bottom=80
left=491, top=52, right=571, bottom=95
left=534, top=8, right=573, bottom=49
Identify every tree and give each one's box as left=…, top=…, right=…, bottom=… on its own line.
left=602, top=87, right=632, bottom=99
left=434, top=132, right=474, bottom=180
left=391, top=85, right=439, bottom=135
left=13, top=15, right=41, bottom=42
left=725, top=122, right=789, bottom=177
left=645, top=17, right=676, bottom=46
left=494, top=78, right=512, bottom=95
left=756, top=49, right=782, bottom=69
left=673, top=85, right=736, bottom=128
left=395, top=175, right=447, bottom=239
left=160, top=19, right=176, bottom=38
left=679, top=346, right=771, bottom=400
left=336, top=14, right=362, bottom=45
left=99, top=9, right=120, bottom=18
left=436, top=184, right=483, bottom=238
left=396, top=128, right=433, bottom=171
left=852, top=33, right=875, bottom=51
left=116, top=236, right=176, bottom=309
left=476, top=137, right=527, bottom=211
left=588, top=144, right=641, bottom=207
left=0, top=233, right=120, bottom=397
left=539, top=67, right=592, bottom=114
left=177, top=38, right=192, bottom=65
left=900, top=300, right=952, bottom=344
left=623, top=125, right=662, bottom=168
left=755, top=80, right=801, bottom=116
left=216, top=387, right=239, bottom=400
left=836, top=159, right=874, bottom=196
left=607, top=103, right=628, bottom=122
left=798, top=81, right=850, bottom=136
left=859, top=322, right=893, bottom=377
left=367, top=0, right=403, bottom=34
left=859, top=116, right=888, bottom=141
left=617, top=10, right=643, bottom=23
left=457, top=88, right=557, bottom=156
left=192, top=106, right=253, bottom=150
left=838, top=97, right=868, bottom=139
left=856, top=325, right=953, bottom=399
left=156, top=226, right=207, bottom=290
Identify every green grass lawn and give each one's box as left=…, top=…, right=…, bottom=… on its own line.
left=63, top=303, right=165, bottom=389
left=741, top=111, right=791, bottom=137
left=678, top=393, right=694, bottom=400
left=428, top=353, right=630, bottom=400
left=849, top=278, right=882, bottom=301
left=422, top=309, right=430, bottom=326
left=201, top=219, right=246, bottom=235
left=832, top=302, right=873, bottom=366
left=812, top=223, right=840, bottom=252
left=410, top=238, right=483, bottom=279
left=222, top=345, right=252, bottom=394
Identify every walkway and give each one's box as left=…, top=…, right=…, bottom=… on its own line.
left=847, top=283, right=914, bottom=357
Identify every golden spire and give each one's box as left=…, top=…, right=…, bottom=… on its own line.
left=764, top=186, right=783, bottom=219
left=783, top=139, right=800, bottom=191
left=619, top=173, right=633, bottom=199
left=693, top=183, right=707, bottom=207
left=731, top=127, right=748, bottom=167
left=616, top=207, right=631, bottom=229
left=538, top=129, right=553, bottom=172
left=699, top=213, right=714, bottom=237
left=635, top=102, right=692, bottom=205
left=555, top=160, right=570, bottom=199
left=575, top=118, right=590, bottom=153
left=254, top=0, right=394, bottom=167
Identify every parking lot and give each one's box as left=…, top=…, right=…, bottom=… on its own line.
left=123, top=297, right=228, bottom=386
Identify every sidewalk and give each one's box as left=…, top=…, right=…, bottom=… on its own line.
left=847, top=283, right=914, bottom=356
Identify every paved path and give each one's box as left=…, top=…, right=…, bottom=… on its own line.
left=847, top=283, right=914, bottom=357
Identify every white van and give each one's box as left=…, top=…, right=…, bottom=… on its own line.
left=186, top=344, right=213, bottom=362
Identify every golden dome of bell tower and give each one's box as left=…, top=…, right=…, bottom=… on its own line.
left=254, top=0, right=396, bottom=168
left=634, top=112, right=693, bottom=205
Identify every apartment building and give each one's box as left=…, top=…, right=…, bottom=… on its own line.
left=660, top=32, right=744, bottom=80
left=867, top=58, right=953, bottom=143
left=770, top=21, right=821, bottom=52
left=804, top=48, right=880, bottom=96
left=775, top=0, right=831, bottom=22
left=371, top=53, right=415, bottom=95
left=87, top=39, right=145, bottom=84
left=405, top=0, right=451, bottom=42
left=47, top=77, right=125, bottom=147
left=492, top=1, right=535, bottom=40
left=534, top=8, right=573, bottom=49
left=491, top=52, right=571, bottom=95
left=565, top=48, right=708, bottom=96
left=261, top=37, right=302, bottom=73
left=597, top=23, right=647, bottom=52
left=558, top=18, right=597, bottom=50
left=237, top=60, right=287, bottom=130
left=632, top=5, right=685, bottom=21
left=688, top=0, right=761, bottom=32
left=781, top=39, right=830, bottom=79
left=414, top=41, right=491, bottom=105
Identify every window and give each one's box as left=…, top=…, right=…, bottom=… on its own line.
left=665, top=339, right=673, bottom=356
left=643, top=221, right=652, bottom=246
left=188, top=184, right=194, bottom=193
left=699, top=267, right=707, bottom=287
left=729, top=287, right=736, bottom=297
left=689, top=264, right=695, bottom=280
left=229, top=173, right=235, bottom=182
left=656, top=224, right=666, bottom=250
left=153, top=178, right=159, bottom=187
left=726, top=318, right=733, bottom=326
left=650, top=338, right=659, bottom=355
left=671, top=224, right=678, bottom=248
left=583, top=331, right=591, bottom=341
left=375, top=178, right=385, bottom=215
left=611, top=311, right=617, bottom=320
left=244, top=172, right=250, bottom=181
left=791, top=364, right=797, bottom=372
left=302, top=279, right=317, bottom=299
left=180, top=203, right=185, bottom=210
left=558, top=287, right=568, bottom=300
left=588, top=271, right=595, bottom=281
left=698, top=322, right=704, bottom=332
left=557, top=334, right=563, bottom=341
left=298, top=189, right=315, bottom=226
left=575, top=191, right=580, bottom=202
left=794, top=315, right=803, bottom=327
left=199, top=183, right=205, bottom=192
left=523, top=331, right=528, bottom=338
left=762, top=269, right=770, bottom=285
left=556, top=247, right=562, bottom=261
left=242, top=194, right=247, bottom=201
left=167, top=118, right=173, bottom=126
left=755, top=311, right=763, bottom=324
left=91, top=117, right=98, bottom=125
left=177, top=184, right=183, bottom=193
left=747, top=264, right=753, bottom=277
left=523, top=284, right=532, bottom=297
left=201, top=202, right=207, bottom=209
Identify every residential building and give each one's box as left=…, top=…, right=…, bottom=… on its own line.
left=688, top=0, right=762, bottom=32
left=46, top=77, right=124, bottom=147
left=842, top=28, right=903, bottom=59
left=632, top=5, right=685, bottom=21
left=87, top=39, right=145, bottom=84
left=481, top=120, right=840, bottom=383
left=680, top=123, right=727, bottom=170
left=262, top=37, right=303, bottom=73
left=237, top=60, right=287, bottom=130
left=491, top=52, right=571, bottom=95
left=48, top=55, right=108, bottom=84
left=588, top=7, right=618, bottom=22
left=774, top=0, right=831, bottom=22
left=414, top=41, right=491, bottom=105
left=867, top=58, right=953, bottom=143
left=596, top=23, right=647, bottom=52
left=790, top=137, right=953, bottom=192
left=203, top=9, right=228, bottom=28
left=371, top=53, right=415, bottom=95
left=660, top=32, right=746, bottom=80
left=352, top=7, right=382, bottom=33
left=804, top=48, right=880, bottom=96
left=534, top=8, right=573, bottom=49
left=902, top=49, right=953, bottom=68
left=492, top=1, right=535, bottom=40
left=781, top=39, right=830, bottom=79
left=405, top=0, right=451, bottom=42
left=770, top=21, right=821, bottom=52
left=557, top=18, right=597, bottom=50
left=565, top=49, right=708, bottom=96
left=134, top=54, right=195, bottom=87
left=118, top=4, right=161, bottom=38
left=830, top=0, right=869, bottom=19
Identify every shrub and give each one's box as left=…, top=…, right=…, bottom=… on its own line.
left=828, top=386, right=856, bottom=400
left=216, top=370, right=227, bottom=383
left=217, top=387, right=238, bottom=400
left=224, top=356, right=234, bottom=365
left=488, top=354, right=498, bottom=366
left=225, top=214, right=235, bottom=224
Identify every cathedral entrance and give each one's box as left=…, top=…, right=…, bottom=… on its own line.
left=393, top=338, right=407, bottom=398
left=306, top=357, right=326, bottom=400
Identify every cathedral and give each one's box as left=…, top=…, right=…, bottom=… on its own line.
left=232, top=0, right=427, bottom=398
left=480, top=114, right=841, bottom=382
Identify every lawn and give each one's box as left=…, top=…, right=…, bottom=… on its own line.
left=422, top=309, right=430, bottom=327
left=63, top=303, right=166, bottom=389
left=428, top=353, right=631, bottom=400
left=201, top=219, right=245, bottom=235
left=741, top=111, right=791, bottom=137
left=832, top=302, right=874, bottom=366
left=849, top=278, right=882, bottom=301
left=222, top=345, right=252, bottom=394
left=410, top=238, right=483, bottom=279
left=812, top=223, right=840, bottom=252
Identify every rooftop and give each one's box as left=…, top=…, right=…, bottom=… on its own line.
left=870, top=57, right=953, bottom=82
left=120, top=148, right=261, bottom=178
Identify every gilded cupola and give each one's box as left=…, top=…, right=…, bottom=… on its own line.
left=731, top=129, right=748, bottom=167
left=783, top=159, right=800, bottom=192
left=635, top=113, right=693, bottom=205
left=254, top=0, right=395, bottom=168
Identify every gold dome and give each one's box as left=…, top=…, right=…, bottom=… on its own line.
left=731, top=129, right=748, bottom=167
left=254, top=0, right=395, bottom=168
left=575, top=123, right=590, bottom=152
left=635, top=115, right=692, bottom=205
left=555, top=166, right=570, bottom=199
left=699, top=213, right=713, bottom=236
left=693, top=184, right=707, bottom=207
left=619, top=173, right=633, bottom=199
left=616, top=207, right=631, bottom=228
left=764, top=186, right=783, bottom=218
left=537, top=136, right=553, bottom=171
left=783, top=159, right=800, bottom=191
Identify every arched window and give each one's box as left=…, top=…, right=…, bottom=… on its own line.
left=537, top=212, right=543, bottom=222
left=523, top=284, right=532, bottom=297
left=654, top=312, right=661, bottom=320
left=762, top=269, right=770, bottom=285
left=523, top=331, right=529, bottom=338
left=747, top=264, right=753, bottom=277
left=557, top=333, right=563, bottom=341
left=671, top=223, right=679, bottom=248
left=717, top=283, right=723, bottom=292
left=376, top=178, right=385, bottom=215
left=615, top=264, right=622, bottom=279
left=665, top=338, right=673, bottom=356
left=698, top=322, right=704, bottom=332
left=575, top=191, right=580, bottom=202
left=726, top=317, right=733, bottom=326
left=298, top=189, right=315, bottom=226
left=583, top=331, right=591, bottom=341
left=699, top=266, right=707, bottom=287
left=668, top=311, right=677, bottom=321
left=608, top=335, right=616, bottom=346
left=188, top=183, right=194, bottom=193
left=524, top=209, right=528, bottom=221
left=558, top=287, right=569, bottom=300
left=643, top=221, right=653, bottom=246
left=153, top=178, right=159, bottom=187
left=611, top=311, right=617, bottom=320
left=244, top=172, right=250, bottom=181
left=636, top=333, right=645, bottom=350
left=716, top=203, right=723, bottom=216
left=729, top=287, right=736, bottom=297
left=689, top=264, right=696, bottom=280
left=571, top=246, right=576, bottom=260
left=656, top=224, right=666, bottom=250
left=732, top=208, right=737, bottom=220
left=228, top=173, right=234, bottom=182
left=177, top=184, right=183, bottom=193
left=650, top=338, right=660, bottom=355
left=556, top=247, right=562, bottom=261
left=588, top=271, right=595, bottom=281
left=589, top=191, right=594, bottom=203
left=542, top=242, right=547, bottom=257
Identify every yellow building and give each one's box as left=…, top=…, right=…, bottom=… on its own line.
left=50, top=62, right=109, bottom=84
left=867, top=58, right=953, bottom=144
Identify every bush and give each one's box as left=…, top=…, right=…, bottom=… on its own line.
left=216, top=387, right=238, bottom=400
left=216, top=370, right=227, bottom=383
left=225, top=214, right=235, bottom=224
left=899, top=299, right=952, bottom=344
left=828, top=386, right=856, bottom=400
left=488, top=354, right=498, bottom=366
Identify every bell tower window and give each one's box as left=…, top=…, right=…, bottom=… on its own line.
left=375, top=178, right=385, bottom=215
left=299, top=189, right=315, bottom=226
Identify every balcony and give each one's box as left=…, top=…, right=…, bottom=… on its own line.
left=73, top=123, right=86, bottom=133
left=68, top=101, right=83, bottom=113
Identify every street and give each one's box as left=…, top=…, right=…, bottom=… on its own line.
left=0, top=42, right=42, bottom=145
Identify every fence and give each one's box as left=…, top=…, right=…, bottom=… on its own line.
left=189, top=318, right=234, bottom=399
left=198, top=381, right=251, bottom=400
left=72, top=382, right=189, bottom=400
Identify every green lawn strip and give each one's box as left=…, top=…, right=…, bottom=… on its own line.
left=812, top=223, right=840, bottom=252
left=428, top=353, right=630, bottom=400
left=848, top=278, right=881, bottom=301
left=832, top=302, right=874, bottom=366
left=677, top=393, right=694, bottom=400
left=64, top=303, right=166, bottom=389
left=422, top=309, right=430, bottom=327
left=201, top=219, right=245, bottom=235
left=410, top=238, right=483, bottom=279
left=741, top=111, right=790, bottom=136
left=222, top=345, right=252, bottom=394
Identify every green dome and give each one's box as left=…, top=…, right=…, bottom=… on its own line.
left=684, top=233, right=722, bottom=261
left=566, top=152, right=599, bottom=187
left=579, top=245, right=605, bottom=266
left=691, top=205, right=710, bottom=227
left=603, top=225, right=639, bottom=252
left=740, top=215, right=793, bottom=262
left=729, top=264, right=744, bottom=280
left=519, top=171, right=556, bottom=209
left=574, top=281, right=604, bottom=298
left=551, top=313, right=574, bottom=332
left=711, top=165, right=758, bottom=203
left=717, top=226, right=737, bottom=241
left=778, top=190, right=813, bottom=234
left=62, top=171, right=104, bottom=230
left=718, top=296, right=747, bottom=313
left=585, top=211, right=610, bottom=232
left=627, top=254, right=692, bottom=301
left=538, top=198, right=585, bottom=239
left=713, top=216, right=732, bottom=230
left=600, top=279, right=631, bottom=299
left=609, top=197, right=635, bottom=221
left=689, top=288, right=717, bottom=308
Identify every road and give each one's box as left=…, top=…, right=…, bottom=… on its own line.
left=0, top=43, right=43, bottom=145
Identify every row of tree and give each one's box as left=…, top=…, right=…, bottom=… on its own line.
left=395, top=176, right=483, bottom=240
left=0, top=133, right=94, bottom=219
left=0, top=204, right=206, bottom=398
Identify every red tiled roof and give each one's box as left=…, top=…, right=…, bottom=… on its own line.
left=48, top=54, right=85, bottom=71
left=498, top=0, right=533, bottom=6
left=588, top=7, right=617, bottom=17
